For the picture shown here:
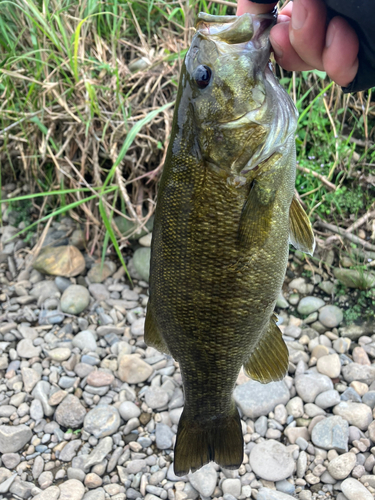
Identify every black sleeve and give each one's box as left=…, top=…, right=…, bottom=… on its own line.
left=249, top=0, right=375, bottom=93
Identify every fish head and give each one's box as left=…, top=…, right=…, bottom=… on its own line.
left=184, top=12, right=277, bottom=178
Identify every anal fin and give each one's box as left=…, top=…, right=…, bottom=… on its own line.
left=289, top=195, right=315, bottom=255
left=244, top=316, right=288, bottom=384
left=144, top=305, right=170, bottom=355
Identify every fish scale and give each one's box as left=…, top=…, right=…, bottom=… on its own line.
left=145, top=11, right=315, bottom=476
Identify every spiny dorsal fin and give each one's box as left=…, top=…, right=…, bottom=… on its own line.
left=289, top=195, right=315, bottom=255
left=244, top=317, right=288, bottom=384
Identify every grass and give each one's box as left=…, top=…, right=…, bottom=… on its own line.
left=0, top=0, right=375, bottom=296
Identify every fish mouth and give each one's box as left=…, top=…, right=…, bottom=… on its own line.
left=196, top=11, right=277, bottom=45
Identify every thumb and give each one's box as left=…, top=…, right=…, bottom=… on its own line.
left=237, top=0, right=277, bottom=16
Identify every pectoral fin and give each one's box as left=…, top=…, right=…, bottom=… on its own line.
left=289, top=195, right=315, bottom=255
left=238, top=181, right=276, bottom=249
left=144, top=305, right=170, bottom=355
left=244, top=316, right=288, bottom=383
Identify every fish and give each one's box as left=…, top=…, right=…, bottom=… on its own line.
left=144, top=10, right=315, bottom=476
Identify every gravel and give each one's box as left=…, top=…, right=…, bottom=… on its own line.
left=2, top=217, right=375, bottom=500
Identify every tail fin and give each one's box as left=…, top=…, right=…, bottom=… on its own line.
left=173, top=403, right=243, bottom=476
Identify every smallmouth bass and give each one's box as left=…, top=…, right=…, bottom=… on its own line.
left=145, top=11, right=315, bottom=476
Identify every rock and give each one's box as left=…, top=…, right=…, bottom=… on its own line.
left=130, top=317, right=145, bottom=336
left=258, top=489, right=295, bottom=500
left=0, top=425, right=32, bottom=453
left=33, top=456, right=44, bottom=480
left=319, top=305, right=344, bottom=328
left=87, top=261, right=116, bottom=283
left=59, top=440, right=82, bottom=462
left=126, top=459, right=147, bottom=474
left=233, top=380, right=289, bottom=419
left=353, top=347, right=371, bottom=365
left=117, top=354, right=153, bottom=384
left=188, top=463, right=217, bottom=498
left=85, top=473, right=103, bottom=488
left=297, top=297, right=325, bottom=316
left=21, top=367, right=41, bottom=393
left=59, top=479, right=85, bottom=500
left=295, top=373, right=333, bottom=403
left=284, top=325, right=302, bottom=339
left=33, top=245, right=85, bottom=277
left=288, top=278, right=314, bottom=295
left=72, top=330, right=97, bottom=351
left=311, top=415, right=349, bottom=453
left=75, top=363, right=95, bottom=378
left=55, top=395, right=86, bottom=429
left=333, top=268, right=375, bottom=289
left=315, top=390, right=341, bottom=409
left=145, top=388, right=169, bottom=410
left=0, top=473, right=17, bottom=494
left=139, top=233, right=152, bottom=247
left=33, top=486, right=60, bottom=500
left=32, top=381, right=54, bottom=417
left=69, top=229, right=85, bottom=249
left=286, top=397, right=304, bottom=418
left=83, top=489, right=105, bottom=500
left=9, top=480, right=34, bottom=498
left=86, top=371, right=114, bottom=387
left=88, top=284, right=110, bottom=301
left=342, top=364, right=375, bottom=385
left=133, top=247, right=151, bottom=282
left=118, top=401, right=141, bottom=421
left=222, top=478, right=241, bottom=498
left=284, top=426, right=310, bottom=444
left=366, top=420, right=375, bottom=441
left=250, top=440, right=295, bottom=481
left=341, top=478, right=373, bottom=500
left=84, top=405, right=120, bottom=438
left=155, top=423, right=174, bottom=449
left=362, top=391, right=375, bottom=408
left=30, top=399, right=44, bottom=420
left=276, top=294, right=289, bottom=309
left=317, top=354, right=341, bottom=378
left=48, top=347, right=72, bottom=362
left=17, top=338, right=41, bottom=359
left=30, top=280, right=61, bottom=304
left=328, top=452, right=356, bottom=480
left=114, top=215, right=154, bottom=240
left=39, top=471, right=54, bottom=489
left=2, top=453, right=20, bottom=469
left=61, top=285, right=90, bottom=315
left=333, top=402, right=373, bottom=430
left=319, top=281, right=336, bottom=295
left=55, top=277, right=72, bottom=293
left=83, top=437, right=113, bottom=471
left=340, top=325, right=367, bottom=341
left=333, top=338, right=351, bottom=354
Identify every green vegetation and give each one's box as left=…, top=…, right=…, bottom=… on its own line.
left=1, top=0, right=375, bottom=324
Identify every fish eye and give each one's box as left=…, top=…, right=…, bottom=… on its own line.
left=194, top=65, right=212, bottom=89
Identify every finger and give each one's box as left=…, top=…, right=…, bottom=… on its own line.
left=270, top=21, right=314, bottom=71
left=322, top=16, right=359, bottom=87
left=289, top=0, right=327, bottom=71
left=237, top=0, right=277, bottom=16
left=278, top=2, right=293, bottom=18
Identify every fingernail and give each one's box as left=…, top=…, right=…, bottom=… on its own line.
left=272, top=39, right=283, bottom=59
left=291, top=0, right=307, bottom=30
left=325, top=21, right=336, bottom=48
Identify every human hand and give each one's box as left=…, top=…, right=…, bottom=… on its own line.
left=237, top=0, right=359, bottom=88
